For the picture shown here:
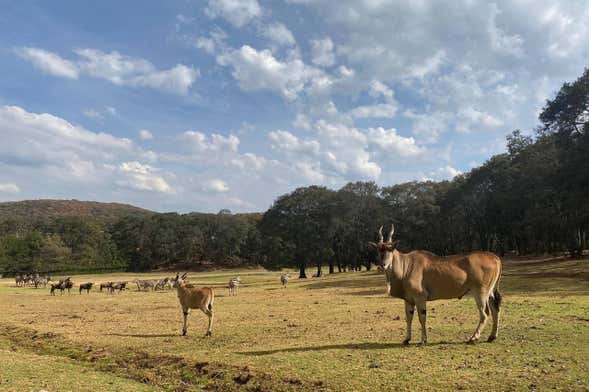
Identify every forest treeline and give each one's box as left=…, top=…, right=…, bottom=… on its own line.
left=0, top=69, right=587, bottom=276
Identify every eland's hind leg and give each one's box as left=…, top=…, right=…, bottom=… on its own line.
left=487, top=289, right=501, bottom=342
left=468, top=291, right=490, bottom=343
left=202, top=305, right=213, bottom=337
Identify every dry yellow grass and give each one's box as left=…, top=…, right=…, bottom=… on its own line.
left=0, top=257, right=588, bottom=391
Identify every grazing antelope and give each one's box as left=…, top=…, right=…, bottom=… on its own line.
left=79, top=282, right=94, bottom=294
left=369, top=224, right=503, bottom=345
left=228, top=276, right=241, bottom=296
left=280, top=273, right=290, bottom=288
left=173, top=273, right=214, bottom=337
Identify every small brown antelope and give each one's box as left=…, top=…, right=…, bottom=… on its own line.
left=369, top=224, right=502, bottom=345
left=79, top=282, right=93, bottom=294
left=173, top=273, right=214, bottom=336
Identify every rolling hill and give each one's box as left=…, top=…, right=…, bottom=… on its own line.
left=0, top=199, right=154, bottom=222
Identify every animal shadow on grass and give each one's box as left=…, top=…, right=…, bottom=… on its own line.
left=239, top=341, right=463, bottom=356
left=106, top=332, right=177, bottom=338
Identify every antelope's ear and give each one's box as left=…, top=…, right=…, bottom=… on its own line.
left=384, top=240, right=399, bottom=251
left=367, top=242, right=378, bottom=249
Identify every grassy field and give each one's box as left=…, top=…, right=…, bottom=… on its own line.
left=0, top=257, right=588, bottom=391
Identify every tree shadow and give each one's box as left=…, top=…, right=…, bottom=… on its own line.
left=105, top=332, right=178, bottom=338
left=347, top=289, right=386, bottom=296
left=238, top=340, right=465, bottom=356
left=303, top=275, right=383, bottom=290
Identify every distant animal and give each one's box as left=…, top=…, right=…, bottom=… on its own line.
left=33, top=276, right=51, bottom=288
left=228, top=276, right=241, bottom=296
left=280, top=273, right=290, bottom=288
left=155, top=277, right=172, bottom=291
left=50, top=277, right=73, bottom=295
left=369, top=224, right=502, bottom=345
left=134, top=279, right=157, bottom=291
left=100, top=282, right=113, bottom=292
left=61, top=278, right=74, bottom=294
left=79, top=282, right=94, bottom=294
left=109, top=281, right=127, bottom=294
left=173, top=273, right=214, bottom=336
left=50, top=282, right=61, bottom=296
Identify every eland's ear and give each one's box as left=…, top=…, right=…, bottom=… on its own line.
left=368, top=241, right=378, bottom=249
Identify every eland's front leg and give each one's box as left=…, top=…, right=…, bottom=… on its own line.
left=182, top=309, right=189, bottom=336
left=403, top=301, right=415, bottom=345
left=468, top=291, right=489, bottom=343
left=416, top=300, right=427, bottom=345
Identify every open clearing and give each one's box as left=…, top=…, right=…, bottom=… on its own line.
left=1, top=257, right=588, bottom=391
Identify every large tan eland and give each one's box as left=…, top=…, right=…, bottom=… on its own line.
left=173, top=273, right=215, bottom=336
left=369, top=225, right=502, bottom=345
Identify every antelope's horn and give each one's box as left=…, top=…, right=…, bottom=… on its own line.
left=387, top=224, right=395, bottom=242
left=378, top=226, right=384, bottom=242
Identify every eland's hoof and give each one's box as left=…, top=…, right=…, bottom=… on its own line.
left=402, top=339, right=410, bottom=346
left=467, top=339, right=478, bottom=345
left=487, top=336, right=496, bottom=343
left=182, top=330, right=187, bottom=336
left=205, top=331, right=212, bottom=337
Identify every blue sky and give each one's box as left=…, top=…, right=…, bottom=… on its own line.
left=0, top=0, right=588, bottom=212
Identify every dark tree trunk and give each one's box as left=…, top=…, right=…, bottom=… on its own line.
left=328, top=262, right=335, bottom=274
left=315, top=263, right=322, bottom=277
left=337, top=263, right=342, bottom=273
left=298, top=261, right=307, bottom=279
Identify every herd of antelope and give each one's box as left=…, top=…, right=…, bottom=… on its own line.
left=9, top=223, right=503, bottom=343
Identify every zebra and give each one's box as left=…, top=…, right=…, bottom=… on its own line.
left=280, top=273, right=290, bottom=288
left=228, top=276, right=241, bottom=296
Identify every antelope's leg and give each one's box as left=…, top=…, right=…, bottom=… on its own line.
left=468, top=291, right=489, bottom=343
left=403, top=301, right=415, bottom=345
left=182, top=309, right=189, bottom=336
left=416, top=300, right=427, bottom=345
left=203, top=307, right=213, bottom=336
left=487, top=292, right=500, bottom=342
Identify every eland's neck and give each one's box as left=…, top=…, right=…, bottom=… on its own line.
left=386, top=249, right=407, bottom=280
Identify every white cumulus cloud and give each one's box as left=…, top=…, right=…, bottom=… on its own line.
left=202, top=179, right=230, bottom=193
left=205, top=0, right=262, bottom=27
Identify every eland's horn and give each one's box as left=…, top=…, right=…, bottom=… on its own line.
left=387, top=224, right=395, bottom=242
left=378, top=226, right=384, bottom=242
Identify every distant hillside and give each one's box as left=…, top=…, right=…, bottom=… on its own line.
left=0, top=199, right=154, bottom=222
